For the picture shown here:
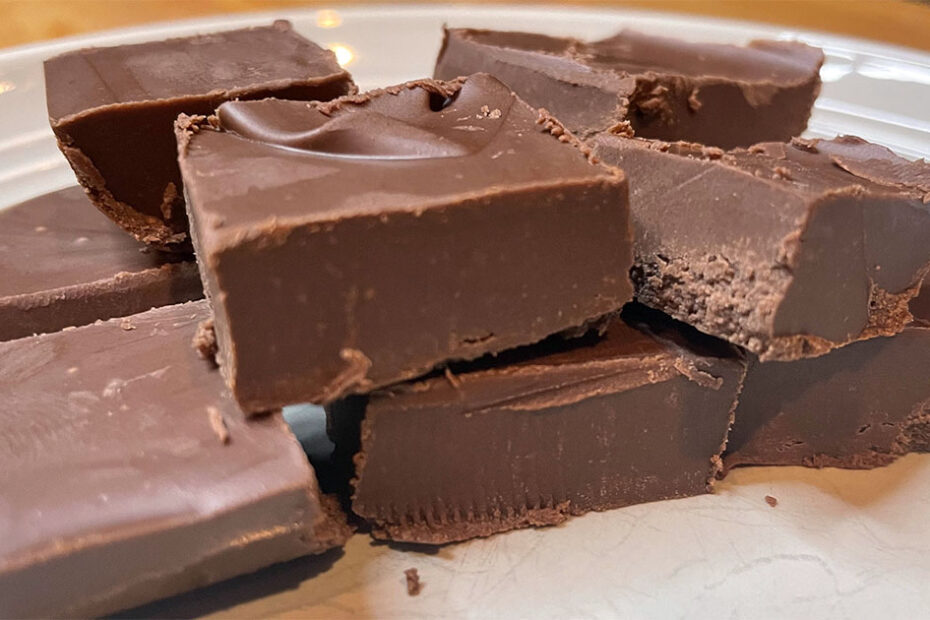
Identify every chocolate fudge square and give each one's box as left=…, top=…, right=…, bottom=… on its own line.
left=178, top=73, right=633, bottom=412
left=0, top=301, right=350, bottom=618
left=45, top=20, right=355, bottom=250
left=435, top=28, right=823, bottom=147
left=726, top=278, right=930, bottom=471
left=327, top=304, right=746, bottom=545
left=0, top=186, right=202, bottom=341
left=592, top=134, right=930, bottom=361
left=724, top=324, right=930, bottom=471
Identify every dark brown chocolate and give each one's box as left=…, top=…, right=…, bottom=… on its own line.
left=592, top=134, right=930, bottom=361
left=912, top=278, right=930, bottom=325
left=327, top=305, right=746, bottom=545
left=0, top=186, right=202, bottom=341
left=435, top=28, right=823, bottom=147
left=45, top=20, right=355, bottom=250
left=724, top=325, right=930, bottom=471
left=178, top=74, right=633, bottom=412
left=0, top=301, right=351, bottom=618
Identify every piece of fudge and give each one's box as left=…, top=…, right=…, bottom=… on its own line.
left=178, top=73, right=633, bottom=412
left=591, top=134, right=930, bottom=361
left=725, top=276, right=930, bottom=470
left=0, top=186, right=202, bottom=341
left=724, top=325, right=930, bottom=471
left=0, top=301, right=351, bottom=618
left=327, top=304, right=746, bottom=545
left=45, top=20, right=355, bottom=250
left=435, top=28, right=823, bottom=147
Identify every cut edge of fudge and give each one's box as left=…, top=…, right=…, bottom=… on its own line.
left=722, top=324, right=930, bottom=473
left=327, top=303, right=747, bottom=545
left=592, top=133, right=930, bottom=362
left=176, top=73, right=634, bottom=411
left=44, top=20, right=357, bottom=251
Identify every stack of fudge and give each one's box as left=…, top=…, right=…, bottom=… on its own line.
left=2, top=20, right=929, bottom=616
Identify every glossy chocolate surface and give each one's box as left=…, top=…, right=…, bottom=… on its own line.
left=592, top=134, right=930, bottom=361
left=0, top=186, right=201, bottom=341
left=0, top=301, right=350, bottom=618
left=435, top=28, right=823, bottom=147
left=44, top=20, right=355, bottom=249
left=178, top=74, right=633, bottom=412
left=328, top=305, right=746, bottom=544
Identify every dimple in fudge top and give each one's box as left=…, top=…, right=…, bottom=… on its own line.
left=178, top=73, right=622, bottom=233
left=45, top=20, right=347, bottom=120
left=443, top=28, right=822, bottom=88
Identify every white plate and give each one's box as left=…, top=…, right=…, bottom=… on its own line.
left=3, top=6, right=930, bottom=619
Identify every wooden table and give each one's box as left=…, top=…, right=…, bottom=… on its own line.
left=2, top=0, right=930, bottom=51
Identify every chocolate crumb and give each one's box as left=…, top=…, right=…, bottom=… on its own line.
left=444, top=366, right=462, bottom=389
left=478, top=104, right=502, bottom=119
left=193, top=318, right=218, bottom=364
left=772, top=166, right=792, bottom=180
left=207, top=406, right=230, bottom=444
left=404, top=568, right=422, bottom=596
left=687, top=88, right=702, bottom=112
left=606, top=120, right=635, bottom=138
left=765, top=495, right=778, bottom=508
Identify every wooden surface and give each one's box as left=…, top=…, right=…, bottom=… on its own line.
left=2, top=0, right=930, bottom=51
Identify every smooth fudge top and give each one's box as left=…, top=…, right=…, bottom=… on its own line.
left=0, top=186, right=188, bottom=298
left=178, top=72, right=622, bottom=240
left=45, top=20, right=349, bottom=120
left=444, top=28, right=821, bottom=83
left=369, top=303, right=744, bottom=411
left=0, top=301, right=349, bottom=616
left=592, top=133, right=930, bottom=360
left=721, top=136, right=930, bottom=200
left=627, top=135, right=930, bottom=204
left=435, top=28, right=823, bottom=145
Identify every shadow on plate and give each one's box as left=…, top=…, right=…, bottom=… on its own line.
left=113, top=547, right=344, bottom=619
left=721, top=452, right=930, bottom=508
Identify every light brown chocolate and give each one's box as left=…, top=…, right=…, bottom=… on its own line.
left=178, top=74, right=633, bottom=412
left=0, top=301, right=350, bottom=617
left=592, top=134, right=930, bottom=361
left=0, top=186, right=201, bottom=341
left=44, top=20, right=355, bottom=250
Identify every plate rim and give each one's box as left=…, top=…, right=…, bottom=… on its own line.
left=2, top=3, right=930, bottom=67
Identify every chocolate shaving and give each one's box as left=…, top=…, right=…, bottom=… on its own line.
left=207, top=406, right=230, bottom=445
left=404, top=568, right=422, bottom=596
